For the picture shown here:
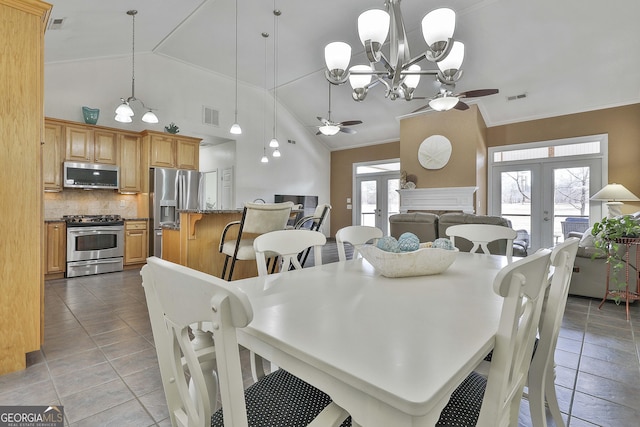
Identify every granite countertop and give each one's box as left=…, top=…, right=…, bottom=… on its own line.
left=161, top=224, right=180, bottom=230
left=177, top=209, right=243, bottom=214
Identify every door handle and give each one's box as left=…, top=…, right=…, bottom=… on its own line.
left=543, top=217, right=550, bottom=221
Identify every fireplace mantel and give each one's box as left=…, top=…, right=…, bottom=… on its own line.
left=398, top=187, right=478, bottom=213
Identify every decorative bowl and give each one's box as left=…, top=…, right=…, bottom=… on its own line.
left=82, top=106, right=100, bottom=125
left=359, top=244, right=459, bottom=278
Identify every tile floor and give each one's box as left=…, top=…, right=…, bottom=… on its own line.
left=1, top=244, right=639, bottom=426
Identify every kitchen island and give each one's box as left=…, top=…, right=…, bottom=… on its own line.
left=162, top=210, right=258, bottom=280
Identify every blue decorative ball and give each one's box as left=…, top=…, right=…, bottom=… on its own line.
left=398, top=232, right=420, bottom=252
left=432, top=238, right=455, bottom=250
left=376, top=236, right=400, bottom=253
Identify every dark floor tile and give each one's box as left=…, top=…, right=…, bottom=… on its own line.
left=139, top=388, right=170, bottom=422
left=61, top=379, right=134, bottom=424
left=578, top=354, right=640, bottom=384
left=52, top=362, right=119, bottom=397
left=0, top=362, right=51, bottom=389
left=575, top=371, right=640, bottom=410
left=554, top=348, right=581, bottom=370
left=70, top=398, right=155, bottom=427
left=100, top=336, right=154, bottom=360
left=47, top=347, right=107, bottom=378
left=0, top=379, right=60, bottom=406
left=581, top=342, right=637, bottom=365
left=571, top=390, right=640, bottom=426
left=109, top=347, right=159, bottom=377
left=122, top=365, right=164, bottom=397
left=92, top=325, right=141, bottom=347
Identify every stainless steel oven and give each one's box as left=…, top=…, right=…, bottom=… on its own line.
left=64, top=215, right=125, bottom=277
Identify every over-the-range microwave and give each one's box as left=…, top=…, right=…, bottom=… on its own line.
left=63, top=161, right=119, bottom=189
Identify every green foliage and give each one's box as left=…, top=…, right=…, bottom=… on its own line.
left=165, top=122, right=180, bottom=134
left=591, top=215, right=640, bottom=302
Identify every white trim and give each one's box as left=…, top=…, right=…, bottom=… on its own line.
left=352, top=159, right=401, bottom=226
left=398, top=187, right=478, bottom=213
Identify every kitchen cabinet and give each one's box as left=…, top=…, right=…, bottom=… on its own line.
left=119, top=133, right=142, bottom=193
left=125, top=220, right=148, bottom=265
left=45, top=222, right=66, bottom=277
left=43, top=122, right=63, bottom=191
left=0, top=0, right=52, bottom=375
left=144, top=131, right=201, bottom=170
left=65, top=124, right=117, bottom=164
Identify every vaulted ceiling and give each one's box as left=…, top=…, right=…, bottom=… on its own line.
left=44, top=0, right=640, bottom=150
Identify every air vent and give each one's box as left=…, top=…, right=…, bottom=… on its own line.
left=202, top=106, right=219, bottom=127
left=507, top=93, right=527, bottom=101
left=48, top=17, right=66, bottom=30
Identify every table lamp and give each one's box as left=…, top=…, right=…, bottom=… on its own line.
left=590, top=183, right=640, bottom=218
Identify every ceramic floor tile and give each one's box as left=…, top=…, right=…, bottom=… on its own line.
left=61, top=379, right=134, bottom=424
left=571, top=390, right=640, bottom=426
left=100, top=336, right=154, bottom=361
left=122, top=365, right=164, bottom=397
left=69, top=398, right=155, bottom=427
left=575, top=371, right=640, bottom=410
left=578, top=354, right=640, bottom=384
left=47, top=347, right=108, bottom=378
left=138, top=388, right=170, bottom=422
left=109, top=347, right=159, bottom=377
left=0, top=379, right=60, bottom=406
left=52, top=362, right=119, bottom=397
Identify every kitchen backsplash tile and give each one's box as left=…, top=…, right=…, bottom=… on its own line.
left=44, top=190, right=138, bottom=219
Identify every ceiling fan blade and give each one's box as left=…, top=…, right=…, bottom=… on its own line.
left=453, top=100, right=469, bottom=110
left=411, top=104, right=432, bottom=114
left=317, top=116, right=330, bottom=125
left=338, top=120, right=362, bottom=126
left=339, top=127, right=357, bottom=134
left=315, top=130, right=322, bottom=135
left=457, top=89, right=499, bottom=98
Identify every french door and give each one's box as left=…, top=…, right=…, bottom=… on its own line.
left=490, top=159, right=602, bottom=251
left=355, top=172, right=400, bottom=235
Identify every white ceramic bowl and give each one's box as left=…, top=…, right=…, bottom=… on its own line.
left=358, top=245, right=459, bottom=278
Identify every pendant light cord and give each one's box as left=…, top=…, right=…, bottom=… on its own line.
left=272, top=4, right=278, bottom=139
left=234, top=0, right=238, bottom=119
left=130, top=10, right=136, bottom=100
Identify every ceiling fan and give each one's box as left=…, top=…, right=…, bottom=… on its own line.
left=316, top=83, right=362, bottom=136
left=411, top=83, right=499, bottom=114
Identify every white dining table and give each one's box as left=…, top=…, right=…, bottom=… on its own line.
left=232, top=252, right=510, bottom=427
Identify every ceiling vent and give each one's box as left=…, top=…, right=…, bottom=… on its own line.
left=202, top=106, right=219, bottom=127
left=48, top=17, right=66, bottom=30
left=507, top=93, right=527, bottom=101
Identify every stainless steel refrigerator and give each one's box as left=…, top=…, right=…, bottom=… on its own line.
left=149, top=168, right=203, bottom=257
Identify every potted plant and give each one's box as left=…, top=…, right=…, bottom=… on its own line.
left=591, top=215, right=640, bottom=302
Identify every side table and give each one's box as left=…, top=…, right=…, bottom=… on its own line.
left=598, top=237, right=640, bottom=320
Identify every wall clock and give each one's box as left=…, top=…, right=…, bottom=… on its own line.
left=418, top=135, right=452, bottom=170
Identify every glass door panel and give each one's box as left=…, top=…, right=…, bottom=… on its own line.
left=359, top=179, right=377, bottom=227
left=355, top=173, right=400, bottom=235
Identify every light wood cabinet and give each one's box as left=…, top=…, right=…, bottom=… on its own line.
left=145, top=131, right=201, bottom=170
left=45, top=222, right=66, bottom=275
left=65, top=124, right=117, bottom=164
left=125, top=220, right=148, bottom=265
left=176, top=138, right=200, bottom=170
left=43, top=122, right=63, bottom=191
left=119, top=133, right=142, bottom=193
left=1, top=0, right=51, bottom=375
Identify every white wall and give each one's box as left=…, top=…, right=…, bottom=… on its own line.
left=44, top=53, right=330, bottom=211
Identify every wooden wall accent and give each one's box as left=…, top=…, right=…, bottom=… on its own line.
left=0, top=0, right=52, bottom=375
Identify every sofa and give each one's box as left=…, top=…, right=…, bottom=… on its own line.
left=389, top=212, right=528, bottom=257
left=567, top=212, right=640, bottom=299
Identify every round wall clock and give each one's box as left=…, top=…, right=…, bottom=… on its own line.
left=418, top=135, right=452, bottom=170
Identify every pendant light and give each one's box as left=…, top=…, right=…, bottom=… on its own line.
left=261, top=32, right=269, bottom=164
left=115, top=10, right=158, bottom=124
left=270, top=6, right=281, bottom=158
left=229, top=0, right=242, bottom=135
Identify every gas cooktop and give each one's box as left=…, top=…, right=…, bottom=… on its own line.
left=63, top=214, right=124, bottom=226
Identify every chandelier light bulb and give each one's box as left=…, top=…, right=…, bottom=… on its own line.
left=324, top=42, right=351, bottom=73
left=422, top=8, right=456, bottom=47
left=348, top=65, right=373, bottom=89
left=402, top=64, right=421, bottom=89
left=269, top=137, right=279, bottom=148
left=230, top=123, right=242, bottom=135
left=115, top=102, right=134, bottom=117
left=357, top=9, right=390, bottom=47
left=142, top=110, right=159, bottom=124
left=437, top=41, right=464, bottom=74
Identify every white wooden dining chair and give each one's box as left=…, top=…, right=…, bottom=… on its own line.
left=254, top=229, right=327, bottom=276
left=436, top=248, right=552, bottom=427
left=219, top=201, right=293, bottom=280
left=528, top=237, right=579, bottom=427
left=446, top=223, right=518, bottom=263
left=141, top=257, right=350, bottom=427
left=335, top=225, right=383, bottom=261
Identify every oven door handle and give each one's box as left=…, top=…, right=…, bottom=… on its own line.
left=68, top=227, right=124, bottom=235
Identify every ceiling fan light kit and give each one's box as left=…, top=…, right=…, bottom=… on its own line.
left=324, top=0, right=463, bottom=104
left=115, top=10, right=159, bottom=124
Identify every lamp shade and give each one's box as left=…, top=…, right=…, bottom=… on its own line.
left=358, top=9, right=390, bottom=46
left=590, top=183, right=640, bottom=201
left=422, top=8, right=456, bottom=47
left=325, top=42, right=351, bottom=72
left=437, top=41, right=464, bottom=73
left=142, top=110, right=159, bottom=124
left=429, top=96, right=459, bottom=111
left=115, top=113, right=133, bottom=123
left=269, top=138, right=279, bottom=148
left=402, top=64, right=421, bottom=89
left=348, top=65, right=373, bottom=89
left=115, top=102, right=134, bottom=117
left=230, top=123, right=242, bottom=134
left=319, top=125, right=340, bottom=136
left=272, top=148, right=281, bottom=157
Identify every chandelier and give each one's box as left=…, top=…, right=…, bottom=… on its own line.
left=115, top=10, right=158, bottom=124
left=324, top=1, right=464, bottom=104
